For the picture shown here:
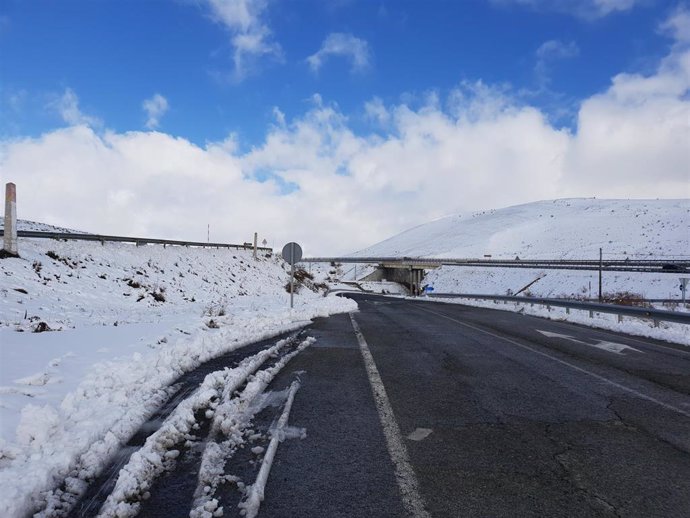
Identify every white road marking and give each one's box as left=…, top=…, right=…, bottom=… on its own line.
left=349, top=313, right=431, bottom=518
left=536, top=330, right=642, bottom=354
left=415, top=296, right=690, bottom=357
left=413, top=305, right=690, bottom=419
left=406, top=428, right=433, bottom=442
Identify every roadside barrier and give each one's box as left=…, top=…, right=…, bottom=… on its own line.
left=428, top=293, right=690, bottom=326
left=0, top=230, right=273, bottom=252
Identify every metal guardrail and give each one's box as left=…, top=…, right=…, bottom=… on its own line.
left=0, top=230, right=273, bottom=252
left=427, top=293, right=690, bottom=325
left=300, top=256, right=689, bottom=273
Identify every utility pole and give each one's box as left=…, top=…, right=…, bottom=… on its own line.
left=598, top=248, right=603, bottom=303
left=253, top=232, right=258, bottom=259
left=207, top=224, right=209, bottom=243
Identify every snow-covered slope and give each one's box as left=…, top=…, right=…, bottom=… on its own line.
left=0, top=224, right=288, bottom=332
left=0, top=221, right=356, bottom=516
left=351, top=199, right=689, bottom=299
left=352, top=199, right=689, bottom=260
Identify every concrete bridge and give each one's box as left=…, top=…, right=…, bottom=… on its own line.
left=300, top=255, right=689, bottom=296
left=358, top=261, right=440, bottom=296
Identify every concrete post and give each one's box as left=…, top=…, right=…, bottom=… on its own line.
left=3, top=183, right=18, bottom=256
left=253, top=232, right=258, bottom=259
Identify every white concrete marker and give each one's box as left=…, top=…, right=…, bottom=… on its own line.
left=3, top=182, right=18, bottom=255
left=537, top=329, right=641, bottom=354
left=349, top=313, right=430, bottom=518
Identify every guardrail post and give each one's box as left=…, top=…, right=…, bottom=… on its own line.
left=598, top=248, right=603, bottom=302
left=3, top=183, right=18, bottom=257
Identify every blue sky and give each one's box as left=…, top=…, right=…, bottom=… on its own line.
left=0, top=1, right=688, bottom=254
left=1, top=0, right=675, bottom=145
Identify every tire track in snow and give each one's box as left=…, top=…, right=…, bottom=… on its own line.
left=76, top=334, right=314, bottom=518
left=35, top=331, right=304, bottom=518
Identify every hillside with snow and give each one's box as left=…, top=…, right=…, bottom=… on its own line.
left=353, top=199, right=689, bottom=259
left=351, top=199, right=689, bottom=299
left=0, top=221, right=355, bottom=516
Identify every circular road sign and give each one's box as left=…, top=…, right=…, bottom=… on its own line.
left=281, top=242, right=303, bottom=265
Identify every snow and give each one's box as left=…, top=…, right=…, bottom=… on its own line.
left=96, top=337, right=310, bottom=518
left=352, top=198, right=689, bottom=260
left=239, top=380, right=301, bottom=518
left=350, top=199, right=689, bottom=300
left=0, top=221, right=356, bottom=518
left=190, top=338, right=313, bottom=518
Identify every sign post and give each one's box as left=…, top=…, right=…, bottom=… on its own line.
left=281, top=242, right=303, bottom=309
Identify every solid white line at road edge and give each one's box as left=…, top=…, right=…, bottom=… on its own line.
left=414, top=305, right=690, bottom=420
left=349, top=313, right=431, bottom=518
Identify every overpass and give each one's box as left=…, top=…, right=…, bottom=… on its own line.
left=300, top=256, right=689, bottom=273
left=300, top=256, right=689, bottom=296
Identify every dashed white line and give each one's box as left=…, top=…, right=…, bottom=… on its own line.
left=349, top=313, right=431, bottom=518
left=413, top=305, right=690, bottom=419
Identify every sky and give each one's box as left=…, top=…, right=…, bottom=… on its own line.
left=0, top=0, right=689, bottom=255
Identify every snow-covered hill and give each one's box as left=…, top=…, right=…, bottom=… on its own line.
left=352, top=199, right=689, bottom=260
left=0, top=221, right=355, bottom=515
left=351, top=199, right=689, bottom=299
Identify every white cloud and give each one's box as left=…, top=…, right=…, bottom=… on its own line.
left=535, top=39, right=579, bottom=85
left=142, top=94, right=169, bottom=129
left=272, top=106, right=286, bottom=127
left=536, top=39, right=580, bottom=61
left=2, top=11, right=688, bottom=255
left=491, top=0, right=639, bottom=19
left=49, top=88, right=100, bottom=127
left=307, top=33, right=371, bottom=73
left=202, top=0, right=282, bottom=81
left=660, top=6, right=690, bottom=43
left=364, top=97, right=390, bottom=125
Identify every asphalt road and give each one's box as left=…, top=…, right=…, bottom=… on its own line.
left=258, top=294, right=690, bottom=518
left=58, top=294, right=690, bottom=517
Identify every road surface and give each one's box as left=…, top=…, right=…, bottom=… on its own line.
left=55, top=294, right=690, bottom=517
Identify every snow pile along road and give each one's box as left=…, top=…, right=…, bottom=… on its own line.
left=0, top=220, right=356, bottom=517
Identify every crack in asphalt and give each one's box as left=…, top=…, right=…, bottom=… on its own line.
left=544, top=423, right=622, bottom=517
left=606, top=398, right=690, bottom=456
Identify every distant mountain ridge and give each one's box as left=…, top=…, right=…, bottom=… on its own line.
left=351, top=199, right=689, bottom=260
